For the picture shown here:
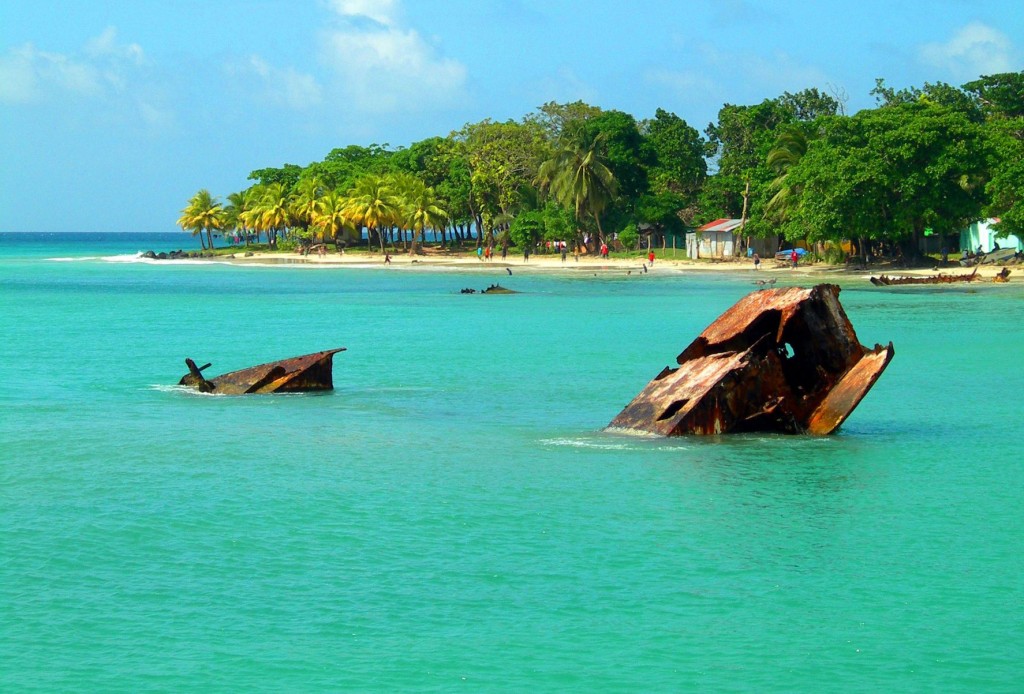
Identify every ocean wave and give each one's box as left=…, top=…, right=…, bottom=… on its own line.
left=147, top=384, right=224, bottom=396
left=47, top=256, right=102, bottom=262
left=541, top=437, right=636, bottom=450
left=102, top=252, right=146, bottom=262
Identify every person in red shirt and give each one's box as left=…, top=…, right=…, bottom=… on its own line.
left=790, top=249, right=798, bottom=268
left=648, top=250, right=655, bottom=265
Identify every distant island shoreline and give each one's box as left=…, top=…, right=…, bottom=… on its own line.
left=134, top=244, right=1018, bottom=281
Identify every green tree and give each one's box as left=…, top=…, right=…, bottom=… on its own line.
left=785, top=103, right=990, bottom=257
left=526, top=100, right=603, bottom=141
left=253, top=182, right=291, bottom=249
left=618, top=223, right=639, bottom=250
left=536, top=127, right=618, bottom=247
left=312, top=190, right=355, bottom=245
left=344, top=174, right=399, bottom=253
left=776, top=88, right=840, bottom=121
left=307, top=144, right=395, bottom=191
left=224, top=189, right=256, bottom=245
left=434, top=145, right=474, bottom=246
left=581, top=110, right=648, bottom=205
left=177, top=189, right=224, bottom=250
left=641, top=108, right=706, bottom=198
left=967, top=72, right=1024, bottom=236
left=508, top=209, right=544, bottom=250
left=702, top=98, right=795, bottom=240
left=401, top=176, right=448, bottom=255
left=984, top=119, right=1024, bottom=236
left=963, top=72, right=1024, bottom=120
left=764, top=125, right=809, bottom=224
left=455, top=119, right=550, bottom=246
left=247, top=163, right=303, bottom=189
left=289, top=176, right=326, bottom=246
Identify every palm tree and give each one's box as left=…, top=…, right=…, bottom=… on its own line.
left=224, top=189, right=255, bottom=245
left=312, top=190, right=355, bottom=245
left=401, top=176, right=448, bottom=255
left=764, top=125, right=809, bottom=224
left=177, top=207, right=205, bottom=250
left=255, top=182, right=291, bottom=249
left=178, top=189, right=224, bottom=250
left=536, top=128, right=617, bottom=249
left=290, top=177, right=325, bottom=246
left=344, top=174, right=399, bottom=253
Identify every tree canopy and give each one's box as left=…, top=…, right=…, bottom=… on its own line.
left=179, top=71, right=1023, bottom=256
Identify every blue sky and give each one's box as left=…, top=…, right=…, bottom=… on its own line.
left=1, top=0, right=1020, bottom=233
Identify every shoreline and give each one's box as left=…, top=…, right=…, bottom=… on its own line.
left=210, top=248, right=1018, bottom=282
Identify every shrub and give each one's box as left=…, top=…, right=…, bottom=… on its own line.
left=618, top=224, right=639, bottom=250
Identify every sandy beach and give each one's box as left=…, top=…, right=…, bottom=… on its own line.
left=223, top=247, right=1018, bottom=282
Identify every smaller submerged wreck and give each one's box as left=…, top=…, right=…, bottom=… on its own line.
left=608, top=284, right=893, bottom=436
left=179, top=348, right=345, bottom=394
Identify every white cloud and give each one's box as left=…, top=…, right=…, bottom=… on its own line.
left=0, top=27, right=148, bottom=104
left=318, top=0, right=467, bottom=112
left=645, top=68, right=716, bottom=95
left=0, top=43, right=104, bottom=103
left=919, top=22, right=1014, bottom=79
left=650, top=44, right=826, bottom=106
left=693, top=43, right=827, bottom=91
left=234, top=55, right=324, bottom=109
left=327, top=0, right=399, bottom=27
left=0, top=29, right=176, bottom=134
left=85, top=26, right=145, bottom=65
left=532, top=67, right=598, bottom=105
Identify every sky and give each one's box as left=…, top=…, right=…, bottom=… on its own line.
left=1, top=0, right=1021, bottom=233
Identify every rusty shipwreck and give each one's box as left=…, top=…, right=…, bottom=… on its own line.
left=178, top=348, right=345, bottom=394
left=607, top=284, right=893, bottom=436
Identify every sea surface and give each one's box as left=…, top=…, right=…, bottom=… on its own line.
left=2, top=232, right=1022, bottom=692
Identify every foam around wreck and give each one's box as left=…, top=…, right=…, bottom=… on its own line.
left=608, top=284, right=894, bottom=436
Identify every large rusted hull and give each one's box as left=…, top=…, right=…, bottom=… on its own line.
left=607, top=284, right=893, bottom=436
left=178, top=348, right=345, bottom=394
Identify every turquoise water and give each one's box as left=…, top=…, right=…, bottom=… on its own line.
left=2, top=233, right=1023, bottom=691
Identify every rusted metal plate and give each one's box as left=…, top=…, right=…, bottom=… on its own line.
left=179, top=348, right=345, bottom=394
left=608, top=284, right=893, bottom=436
left=806, top=344, right=894, bottom=435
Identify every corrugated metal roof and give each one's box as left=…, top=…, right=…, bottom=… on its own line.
left=696, top=218, right=744, bottom=233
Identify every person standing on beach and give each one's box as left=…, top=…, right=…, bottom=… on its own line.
left=384, top=252, right=391, bottom=265
left=523, top=246, right=530, bottom=262
left=600, top=242, right=609, bottom=259
left=648, top=249, right=655, bottom=265
left=477, top=246, right=484, bottom=261
left=501, top=245, right=507, bottom=260
left=753, top=252, right=760, bottom=270
left=561, top=244, right=567, bottom=264
left=790, top=249, right=798, bottom=268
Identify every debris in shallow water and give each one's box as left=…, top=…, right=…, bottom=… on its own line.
left=607, top=284, right=893, bottom=436
left=870, top=267, right=980, bottom=286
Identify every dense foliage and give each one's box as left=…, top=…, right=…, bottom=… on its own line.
left=179, top=72, right=1024, bottom=257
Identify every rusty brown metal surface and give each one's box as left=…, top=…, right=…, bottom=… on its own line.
left=607, top=284, right=893, bottom=436
left=178, top=348, right=345, bottom=394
